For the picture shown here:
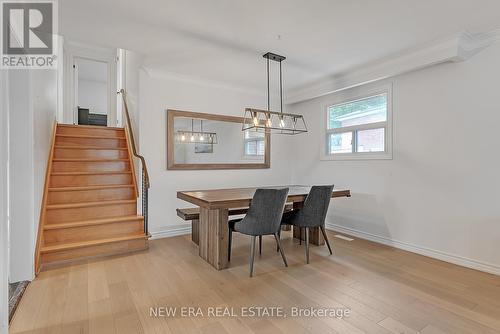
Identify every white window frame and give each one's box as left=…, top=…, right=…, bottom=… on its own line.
left=243, top=133, right=265, bottom=159
left=321, top=83, right=393, bottom=161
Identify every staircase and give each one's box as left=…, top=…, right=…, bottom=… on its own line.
left=35, top=123, right=148, bottom=271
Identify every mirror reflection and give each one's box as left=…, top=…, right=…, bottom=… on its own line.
left=170, top=114, right=268, bottom=166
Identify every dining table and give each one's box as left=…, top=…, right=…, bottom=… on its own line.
left=177, top=185, right=351, bottom=270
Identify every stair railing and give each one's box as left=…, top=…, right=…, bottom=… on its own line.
left=118, top=89, right=150, bottom=235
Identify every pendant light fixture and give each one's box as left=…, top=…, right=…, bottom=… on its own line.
left=243, top=52, right=307, bottom=134
left=175, top=119, right=218, bottom=144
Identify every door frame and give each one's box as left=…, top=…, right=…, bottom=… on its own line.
left=63, top=42, right=117, bottom=127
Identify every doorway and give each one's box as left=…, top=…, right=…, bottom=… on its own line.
left=65, top=43, right=117, bottom=127
left=74, top=58, right=110, bottom=126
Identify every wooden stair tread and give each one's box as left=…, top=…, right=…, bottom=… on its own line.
left=44, top=215, right=144, bottom=230
left=36, top=123, right=146, bottom=272
left=41, top=234, right=147, bottom=253
left=52, top=158, right=129, bottom=162
left=57, top=124, right=125, bottom=130
left=49, top=184, right=134, bottom=192
left=46, top=199, right=136, bottom=210
left=55, top=146, right=128, bottom=150
left=51, top=171, right=132, bottom=176
left=56, top=134, right=126, bottom=139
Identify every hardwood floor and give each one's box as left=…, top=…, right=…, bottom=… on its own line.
left=10, top=230, right=500, bottom=334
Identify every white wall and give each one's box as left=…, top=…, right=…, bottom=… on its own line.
left=139, top=72, right=293, bottom=238
left=0, top=70, right=10, bottom=334
left=8, top=69, right=57, bottom=282
left=288, top=42, right=500, bottom=274
left=31, top=70, right=58, bottom=265
left=8, top=70, right=35, bottom=283
left=124, top=50, right=142, bottom=138
left=122, top=50, right=143, bottom=209
left=78, top=79, right=107, bottom=114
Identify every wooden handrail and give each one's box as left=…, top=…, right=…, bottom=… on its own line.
left=118, top=89, right=150, bottom=188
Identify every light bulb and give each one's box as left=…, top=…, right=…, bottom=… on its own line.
left=253, top=117, right=259, bottom=126
left=266, top=118, right=272, bottom=127
left=279, top=118, right=285, bottom=128
left=190, top=135, right=195, bottom=142
left=181, top=135, right=186, bottom=141
left=200, top=135, right=204, bottom=141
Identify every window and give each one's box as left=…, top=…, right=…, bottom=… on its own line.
left=324, top=87, right=392, bottom=160
left=244, top=130, right=265, bottom=156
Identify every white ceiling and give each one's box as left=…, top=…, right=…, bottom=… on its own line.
left=60, top=0, right=500, bottom=93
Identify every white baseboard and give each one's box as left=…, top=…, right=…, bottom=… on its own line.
left=150, top=224, right=191, bottom=240
left=326, top=222, right=500, bottom=276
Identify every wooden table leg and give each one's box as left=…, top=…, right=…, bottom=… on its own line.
left=281, top=202, right=295, bottom=231
left=199, top=207, right=229, bottom=270
left=191, top=219, right=199, bottom=245
left=292, top=201, right=303, bottom=210
left=291, top=201, right=325, bottom=246
left=293, top=226, right=325, bottom=246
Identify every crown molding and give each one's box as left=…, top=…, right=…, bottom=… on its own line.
left=286, top=30, right=498, bottom=105
left=455, top=31, right=497, bottom=61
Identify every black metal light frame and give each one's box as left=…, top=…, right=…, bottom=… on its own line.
left=243, top=52, right=307, bottom=134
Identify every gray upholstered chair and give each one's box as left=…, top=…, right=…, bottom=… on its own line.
left=228, top=188, right=289, bottom=277
left=281, top=185, right=334, bottom=264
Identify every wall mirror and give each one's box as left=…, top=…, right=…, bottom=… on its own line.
left=167, top=110, right=270, bottom=170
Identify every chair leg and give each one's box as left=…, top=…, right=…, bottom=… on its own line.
left=228, top=228, right=233, bottom=262
left=259, top=235, right=262, bottom=255
left=305, top=227, right=310, bottom=264
left=320, top=225, right=333, bottom=255
left=299, top=227, right=302, bottom=245
left=249, top=236, right=256, bottom=277
left=274, top=233, right=288, bottom=267
left=276, top=228, right=281, bottom=252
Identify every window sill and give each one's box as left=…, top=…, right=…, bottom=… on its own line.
left=320, top=152, right=393, bottom=161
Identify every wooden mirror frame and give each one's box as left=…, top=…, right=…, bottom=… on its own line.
left=167, top=109, right=270, bottom=170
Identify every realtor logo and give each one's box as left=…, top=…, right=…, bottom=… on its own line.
left=1, top=0, right=57, bottom=69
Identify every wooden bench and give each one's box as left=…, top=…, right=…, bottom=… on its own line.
left=177, top=207, right=250, bottom=245
left=177, top=205, right=293, bottom=245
